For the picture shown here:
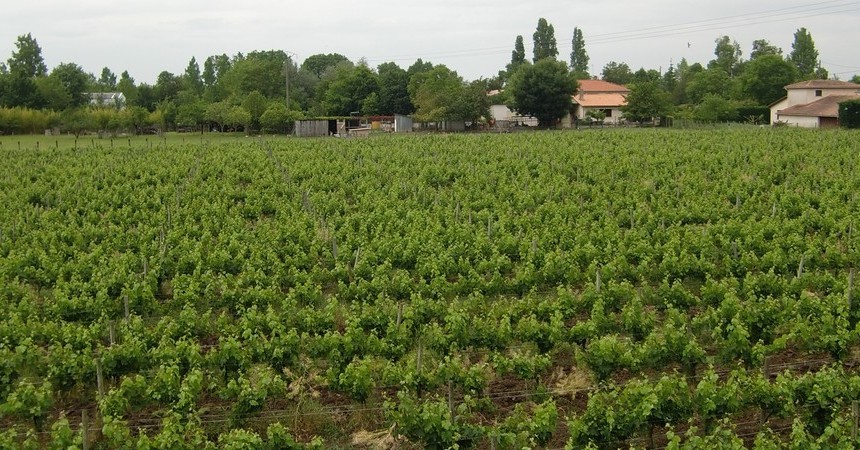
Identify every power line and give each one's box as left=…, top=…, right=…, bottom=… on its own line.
left=587, top=5, right=860, bottom=46
left=361, top=1, right=859, bottom=64
left=586, top=0, right=855, bottom=41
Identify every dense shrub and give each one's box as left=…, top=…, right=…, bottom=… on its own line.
left=839, top=99, right=860, bottom=129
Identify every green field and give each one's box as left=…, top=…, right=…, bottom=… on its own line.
left=1, top=128, right=860, bottom=448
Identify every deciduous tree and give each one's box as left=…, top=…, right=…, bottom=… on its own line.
left=602, top=62, right=633, bottom=85
left=685, top=68, right=739, bottom=104
left=710, top=36, right=742, bottom=77
left=35, top=76, right=72, bottom=110
left=301, top=53, right=351, bottom=79
left=8, top=33, right=46, bottom=78
left=739, top=54, right=798, bottom=105
left=242, top=90, right=268, bottom=130
left=98, top=67, right=117, bottom=90
left=750, top=39, right=781, bottom=59
left=184, top=57, right=203, bottom=94
left=377, top=62, right=412, bottom=115
left=49, top=63, right=90, bottom=108
left=117, top=71, right=137, bottom=106
left=508, top=58, right=577, bottom=127
left=693, top=94, right=737, bottom=122
left=621, top=81, right=674, bottom=123
left=322, top=63, right=379, bottom=116
left=408, top=64, right=466, bottom=122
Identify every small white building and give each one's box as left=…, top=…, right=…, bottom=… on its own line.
left=87, top=92, right=126, bottom=109
left=770, top=80, right=860, bottom=128
left=487, top=91, right=538, bottom=127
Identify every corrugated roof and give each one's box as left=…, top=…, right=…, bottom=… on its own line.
left=577, top=79, right=630, bottom=93
left=784, top=80, right=860, bottom=90
left=572, top=93, right=628, bottom=108
left=777, top=94, right=860, bottom=117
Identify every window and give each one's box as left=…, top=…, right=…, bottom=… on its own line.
left=603, top=109, right=612, bottom=117
left=815, top=89, right=823, bottom=97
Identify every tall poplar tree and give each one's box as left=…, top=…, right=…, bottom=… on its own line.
left=532, top=18, right=558, bottom=62
left=510, top=36, right=526, bottom=70
left=569, top=27, right=589, bottom=79
left=789, top=28, right=825, bottom=79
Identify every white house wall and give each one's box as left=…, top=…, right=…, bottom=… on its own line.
left=769, top=98, right=789, bottom=124
left=787, top=88, right=860, bottom=106
left=490, top=104, right=513, bottom=121
left=577, top=107, right=625, bottom=124
left=779, top=115, right=820, bottom=128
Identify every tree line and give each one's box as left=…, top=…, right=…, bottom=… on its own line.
left=492, top=22, right=849, bottom=126
left=0, top=34, right=491, bottom=135
left=0, top=22, right=853, bottom=135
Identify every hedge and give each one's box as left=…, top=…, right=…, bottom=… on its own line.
left=838, top=99, right=860, bottom=129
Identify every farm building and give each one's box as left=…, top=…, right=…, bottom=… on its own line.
left=487, top=91, right=539, bottom=128
left=294, top=115, right=412, bottom=137
left=770, top=80, right=860, bottom=128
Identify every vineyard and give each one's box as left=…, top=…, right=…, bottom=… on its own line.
left=1, top=128, right=859, bottom=449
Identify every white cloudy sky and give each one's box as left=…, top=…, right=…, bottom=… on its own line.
left=2, top=0, right=858, bottom=83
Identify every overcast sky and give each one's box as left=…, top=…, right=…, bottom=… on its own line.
left=2, top=0, right=858, bottom=84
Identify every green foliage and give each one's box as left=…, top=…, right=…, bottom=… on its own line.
left=495, top=399, right=558, bottom=447
left=2, top=381, right=52, bottom=431
left=693, top=95, right=738, bottom=122
left=685, top=68, right=739, bottom=104
left=581, top=334, right=637, bottom=381
left=621, top=81, right=674, bottom=123
left=601, top=61, right=633, bottom=85
left=48, top=414, right=81, bottom=450
left=710, top=36, right=743, bottom=76
left=322, top=63, right=379, bottom=116
left=384, top=391, right=483, bottom=449
left=218, top=428, right=263, bottom=449
left=740, top=54, right=799, bottom=105
left=408, top=64, right=486, bottom=122
left=301, top=53, right=351, bottom=79
left=222, top=50, right=292, bottom=99
left=789, top=27, right=823, bottom=79
left=750, top=39, right=782, bottom=59
left=503, top=35, right=527, bottom=82
left=241, top=90, right=268, bottom=131
left=736, top=105, right=771, bottom=124
left=260, top=101, right=301, bottom=134
left=570, top=27, right=589, bottom=79
left=838, top=98, right=860, bottom=128
left=7, top=33, right=47, bottom=78
left=507, top=58, right=577, bottom=126
left=532, top=18, right=559, bottom=62
left=376, top=62, right=412, bottom=115
left=2, top=130, right=860, bottom=447
left=0, top=107, right=55, bottom=134
left=60, top=108, right=93, bottom=137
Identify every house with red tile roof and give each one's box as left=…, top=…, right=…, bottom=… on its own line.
left=488, top=79, right=631, bottom=128
left=770, top=80, right=860, bottom=128
left=567, top=79, right=630, bottom=125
